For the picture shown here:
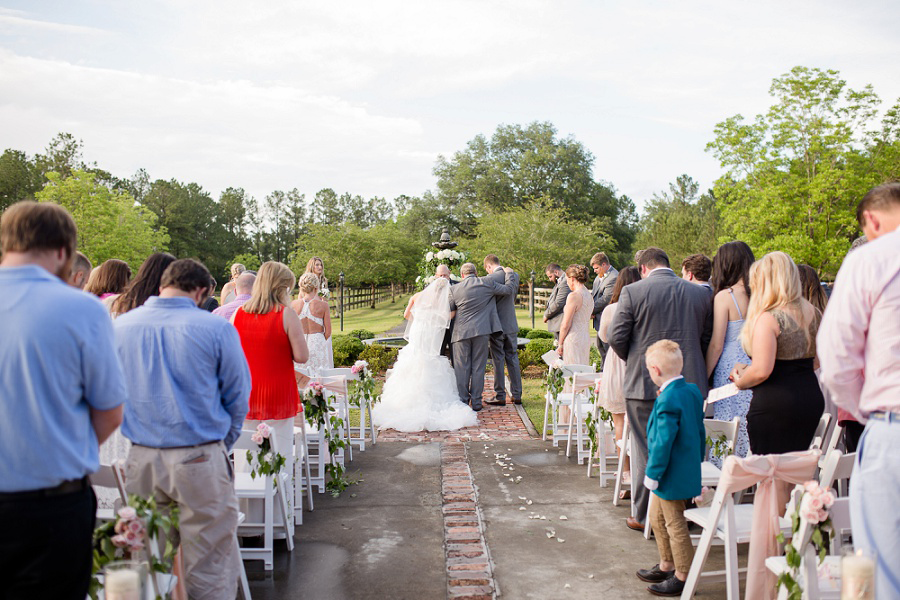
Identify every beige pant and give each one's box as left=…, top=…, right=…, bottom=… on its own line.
left=649, top=496, right=695, bottom=574
left=125, top=442, right=240, bottom=600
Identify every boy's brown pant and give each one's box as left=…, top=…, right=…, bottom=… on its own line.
left=649, top=496, right=694, bottom=574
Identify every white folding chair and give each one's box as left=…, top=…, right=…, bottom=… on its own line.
left=318, top=368, right=355, bottom=464
left=585, top=395, right=620, bottom=487
left=91, top=462, right=129, bottom=522
left=293, top=418, right=319, bottom=525
left=541, top=361, right=595, bottom=446
left=236, top=513, right=252, bottom=600
left=233, top=428, right=294, bottom=570
left=564, top=371, right=604, bottom=464
left=810, top=413, right=832, bottom=450
left=612, top=418, right=632, bottom=506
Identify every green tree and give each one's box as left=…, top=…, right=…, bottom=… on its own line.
left=465, top=200, right=615, bottom=283
left=635, top=174, right=719, bottom=267
left=433, top=121, right=637, bottom=256
left=0, top=149, right=42, bottom=210
left=36, top=170, right=169, bottom=267
left=707, top=66, right=900, bottom=276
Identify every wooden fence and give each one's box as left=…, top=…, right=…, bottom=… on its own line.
left=328, top=283, right=415, bottom=315
left=515, top=286, right=552, bottom=312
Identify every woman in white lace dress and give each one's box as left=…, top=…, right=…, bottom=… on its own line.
left=291, top=273, right=333, bottom=378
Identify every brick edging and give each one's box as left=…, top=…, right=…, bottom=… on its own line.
left=441, top=442, right=497, bottom=599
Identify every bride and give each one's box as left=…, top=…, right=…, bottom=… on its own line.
left=373, top=276, right=478, bottom=432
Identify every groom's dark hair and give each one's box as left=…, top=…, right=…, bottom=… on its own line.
left=545, top=263, right=561, bottom=273
left=484, top=254, right=500, bottom=266
left=638, top=247, right=670, bottom=269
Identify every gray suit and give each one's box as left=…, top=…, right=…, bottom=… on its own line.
left=543, top=276, right=570, bottom=339
left=449, top=271, right=517, bottom=409
left=608, top=268, right=713, bottom=523
left=591, top=266, right=618, bottom=356
left=487, top=268, right=522, bottom=402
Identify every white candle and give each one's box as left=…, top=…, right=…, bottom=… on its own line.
left=106, top=568, right=141, bottom=600
left=842, top=552, right=875, bottom=600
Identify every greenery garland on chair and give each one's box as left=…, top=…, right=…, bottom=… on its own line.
left=246, top=422, right=286, bottom=481
left=585, top=381, right=616, bottom=460
left=348, top=360, right=377, bottom=408
left=90, top=496, right=180, bottom=600
left=303, top=381, right=354, bottom=497
left=775, top=481, right=836, bottom=600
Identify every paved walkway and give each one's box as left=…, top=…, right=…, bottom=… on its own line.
left=246, top=375, right=729, bottom=600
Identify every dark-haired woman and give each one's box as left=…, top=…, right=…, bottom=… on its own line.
left=705, top=241, right=754, bottom=464
left=84, top=259, right=132, bottom=314
left=598, top=265, right=641, bottom=489
left=557, top=264, right=593, bottom=366
left=110, top=252, right=177, bottom=317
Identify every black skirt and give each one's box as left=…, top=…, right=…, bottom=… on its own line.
left=746, top=358, right=824, bottom=455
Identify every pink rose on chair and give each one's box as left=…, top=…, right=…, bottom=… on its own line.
left=256, top=423, right=272, bottom=439
left=351, top=360, right=369, bottom=375
left=117, top=507, right=137, bottom=521
left=251, top=432, right=263, bottom=445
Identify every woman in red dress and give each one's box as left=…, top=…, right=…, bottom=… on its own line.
left=231, top=261, right=308, bottom=513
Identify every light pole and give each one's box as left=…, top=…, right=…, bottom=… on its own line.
left=339, top=271, right=345, bottom=332
left=529, top=269, right=536, bottom=329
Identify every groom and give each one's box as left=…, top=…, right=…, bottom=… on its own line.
left=448, top=262, right=517, bottom=411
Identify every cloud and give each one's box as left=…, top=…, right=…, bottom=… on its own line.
left=0, top=9, right=108, bottom=36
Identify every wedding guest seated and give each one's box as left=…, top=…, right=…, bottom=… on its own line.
left=114, top=258, right=251, bottom=599
left=681, top=253, right=713, bottom=295
left=637, top=340, right=705, bottom=597
left=67, top=250, right=92, bottom=289
left=85, top=258, right=132, bottom=313
left=213, top=270, right=256, bottom=319
left=0, top=201, right=126, bottom=598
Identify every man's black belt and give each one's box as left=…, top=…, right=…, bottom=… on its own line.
left=0, top=476, right=89, bottom=501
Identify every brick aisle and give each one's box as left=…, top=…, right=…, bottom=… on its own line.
left=441, top=442, right=496, bottom=599
left=376, top=374, right=533, bottom=442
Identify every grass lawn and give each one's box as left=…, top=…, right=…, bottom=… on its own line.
left=333, top=295, right=411, bottom=336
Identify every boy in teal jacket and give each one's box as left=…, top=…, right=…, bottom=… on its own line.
left=636, top=340, right=706, bottom=597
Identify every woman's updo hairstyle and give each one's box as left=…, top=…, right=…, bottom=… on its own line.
left=565, top=264, right=590, bottom=283
left=299, top=272, right=320, bottom=294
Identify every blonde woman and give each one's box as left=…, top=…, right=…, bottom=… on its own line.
left=729, top=252, right=824, bottom=454
left=231, top=262, right=308, bottom=474
left=221, top=263, right=246, bottom=305
left=305, top=256, right=328, bottom=294
left=291, top=272, right=333, bottom=377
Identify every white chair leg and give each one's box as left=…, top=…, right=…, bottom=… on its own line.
left=542, top=393, right=551, bottom=440
left=237, top=535, right=252, bottom=600
left=264, top=485, right=274, bottom=570
left=613, top=420, right=629, bottom=507
left=301, top=420, right=314, bottom=510
left=276, top=480, right=294, bottom=552
left=367, top=400, right=376, bottom=445
left=565, top=398, right=577, bottom=457
left=644, top=495, right=653, bottom=539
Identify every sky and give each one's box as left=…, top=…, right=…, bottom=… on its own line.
left=1, top=0, right=898, bottom=214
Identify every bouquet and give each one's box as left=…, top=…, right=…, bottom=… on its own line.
left=246, top=422, right=286, bottom=480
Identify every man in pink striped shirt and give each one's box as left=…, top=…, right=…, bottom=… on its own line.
left=818, top=182, right=900, bottom=599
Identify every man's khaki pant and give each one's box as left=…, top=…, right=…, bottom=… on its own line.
left=649, top=496, right=695, bottom=574
left=126, top=442, right=240, bottom=600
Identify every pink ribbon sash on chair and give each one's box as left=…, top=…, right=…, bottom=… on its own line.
left=717, top=450, right=820, bottom=600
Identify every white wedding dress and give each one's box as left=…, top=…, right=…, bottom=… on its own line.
left=373, top=278, right=478, bottom=432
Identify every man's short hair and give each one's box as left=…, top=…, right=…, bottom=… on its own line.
left=638, top=247, right=670, bottom=270
left=72, top=251, right=92, bottom=274
left=484, top=254, right=500, bottom=266
left=590, top=252, right=609, bottom=267
left=460, top=262, right=477, bottom=276
left=544, top=263, right=561, bottom=274
left=235, top=271, right=256, bottom=294
left=857, top=182, right=900, bottom=226
left=160, top=259, right=212, bottom=293
left=645, top=339, right=683, bottom=377
left=435, top=264, right=451, bottom=275
left=681, top=254, right=712, bottom=281
left=1, top=201, right=77, bottom=257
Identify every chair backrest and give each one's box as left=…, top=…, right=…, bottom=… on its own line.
left=91, top=462, right=128, bottom=506
left=818, top=449, right=855, bottom=491
left=812, top=413, right=832, bottom=445
left=232, top=427, right=284, bottom=456
left=561, top=364, right=595, bottom=379
left=825, top=422, right=844, bottom=454
left=809, top=435, right=824, bottom=451
left=572, top=371, right=603, bottom=394
left=703, top=417, right=741, bottom=451
left=320, top=367, right=357, bottom=380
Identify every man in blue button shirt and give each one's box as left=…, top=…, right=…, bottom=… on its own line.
left=0, top=201, right=127, bottom=599
left=115, top=258, right=251, bottom=600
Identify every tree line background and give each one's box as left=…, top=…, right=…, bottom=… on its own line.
left=2, top=67, right=898, bottom=285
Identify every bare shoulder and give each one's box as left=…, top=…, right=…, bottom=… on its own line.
left=290, top=298, right=304, bottom=314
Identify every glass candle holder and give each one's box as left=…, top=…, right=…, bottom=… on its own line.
left=842, top=547, right=876, bottom=600
left=104, top=560, right=146, bottom=600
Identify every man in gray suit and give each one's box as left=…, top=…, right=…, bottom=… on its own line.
left=590, top=252, right=618, bottom=358
left=608, top=247, right=713, bottom=530
left=483, top=254, right=522, bottom=405
left=449, top=263, right=517, bottom=411
left=542, top=263, right=570, bottom=341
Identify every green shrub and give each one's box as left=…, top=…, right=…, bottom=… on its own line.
left=589, top=345, right=603, bottom=370
left=517, top=326, right=532, bottom=338
left=332, top=335, right=365, bottom=366
left=523, top=338, right=555, bottom=366
left=526, top=329, right=554, bottom=340
left=348, top=329, right=375, bottom=340
left=358, top=344, right=399, bottom=374
left=518, top=348, right=533, bottom=370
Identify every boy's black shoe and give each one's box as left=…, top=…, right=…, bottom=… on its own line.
left=636, top=564, right=674, bottom=583
left=647, top=574, right=685, bottom=597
